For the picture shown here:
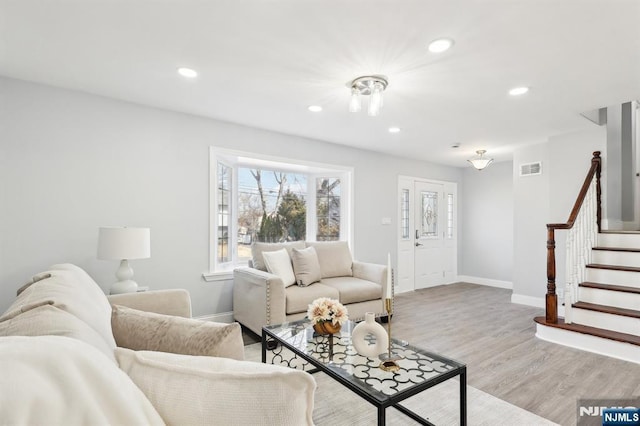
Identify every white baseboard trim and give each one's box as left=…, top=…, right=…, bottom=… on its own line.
left=536, top=323, right=640, bottom=364
left=511, top=294, right=544, bottom=308
left=194, top=311, right=234, bottom=323
left=457, top=275, right=513, bottom=289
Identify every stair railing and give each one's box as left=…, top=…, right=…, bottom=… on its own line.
left=545, top=151, right=601, bottom=324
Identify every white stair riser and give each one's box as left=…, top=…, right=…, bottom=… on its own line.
left=598, top=233, right=640, bottom=249
left=572, top=309, right=640, bottom=336
left=592, top=250, right=640, bottom=268
left=579, top=287, right=640, bottom=311
left=586, top=268, right=640, bottom=288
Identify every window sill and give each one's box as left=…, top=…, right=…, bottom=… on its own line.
left=202, top=271, right=234, bottom=282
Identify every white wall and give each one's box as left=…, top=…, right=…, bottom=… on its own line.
left=460, top=161, right=513, bottom=283
left=512, top=127, right=606, bottom=304
left=0, top=77, right=463, bottom=317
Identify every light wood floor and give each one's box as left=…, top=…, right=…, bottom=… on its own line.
left=243, top=283, right=640, bottom=425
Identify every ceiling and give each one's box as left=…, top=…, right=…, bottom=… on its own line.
left=1, top=0, right=639, bottom=167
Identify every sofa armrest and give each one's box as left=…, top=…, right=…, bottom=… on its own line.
left=233, top=267, right=286, bottom=336
left=352, top=261, right=391, bottom=299
left=107, top=289, right=192, bottom=318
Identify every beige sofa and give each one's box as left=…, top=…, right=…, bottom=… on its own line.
left=233, top=241, right=390, bottom=336
left=0, top=263, right=315, bottom=425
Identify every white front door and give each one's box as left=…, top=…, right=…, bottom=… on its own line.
left=397, top=177, right=456, bottom=293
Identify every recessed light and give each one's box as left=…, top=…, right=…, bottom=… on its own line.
left=388, top=127, right=401, bottom=133
left=308, top=105, right=323, bottom=112
left=177, top=67, right=198, bottom=78
left=509, top=86, right=529, bottom=96
left=428, top=38, right=454, bottom=53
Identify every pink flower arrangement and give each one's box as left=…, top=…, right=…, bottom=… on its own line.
left=307, top=297, right=349, bottom=326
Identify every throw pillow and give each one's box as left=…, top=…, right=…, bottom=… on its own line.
left=251, top=241, right=306, bottom=271
left=0, top=336, right=163, bottom=425
left=262, top=248, right=296, bottom=287
left=115, top=348, right=316, bottom=426
left=306, top=241, right=354, bottom=278
left=290, top=246, right=322, bottom=287
left=111, top=305, right=244, bottom=360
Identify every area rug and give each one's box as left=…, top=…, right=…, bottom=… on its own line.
left=244, top=343, right=558, bottom=426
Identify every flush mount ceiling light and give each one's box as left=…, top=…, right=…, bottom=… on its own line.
left=348, top=75, right=388, bottom=116
left=177, top=67, right=198, bottom=78
left=467, top=150, right=494, bottom=170
left=428, top=38, right=454, bottom=53
left=509, top=86, right=529, bottom=96
left=308, top=105, right=323, bottom=112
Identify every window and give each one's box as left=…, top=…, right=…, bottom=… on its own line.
left=210, top=148, right=352, bottom=272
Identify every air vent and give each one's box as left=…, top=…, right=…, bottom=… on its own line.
left=520, top=161, right=542, bottom=177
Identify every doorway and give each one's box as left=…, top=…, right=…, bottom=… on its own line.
left=397, top=177, right=457, bottom=293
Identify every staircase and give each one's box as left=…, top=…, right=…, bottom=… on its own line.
left=534, top=152, right=640, bottom=363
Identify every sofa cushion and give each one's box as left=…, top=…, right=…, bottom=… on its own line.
left=251, top=241, right=306, bottom=271
left=0, top=265, right=117, bottom=353
left=290, top=246, right=322, bottom=286
left=321, top=276, right=383, bottom=305
left=262, top=248, right=296, bottom=287
left=112, top=305, right=244, bottom=360
left=0, top=304, right=116, bottom=363
left=0, top=336, right=164, bottom=425
left=285, top=283, right=339, bottom=315
left=115, top=348, right=316, bottom=426
left=306, top=241, right=353, bottom=278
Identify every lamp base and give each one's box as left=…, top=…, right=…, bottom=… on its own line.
left=109, top=279, right=138, bottom=295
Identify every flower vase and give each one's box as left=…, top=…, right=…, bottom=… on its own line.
left=313, top=321, right=341, bottom=335
left=351, top=312, right=388, bottom=358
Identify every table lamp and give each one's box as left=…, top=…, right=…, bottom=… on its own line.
left=97, top=226, right=150, bottom=295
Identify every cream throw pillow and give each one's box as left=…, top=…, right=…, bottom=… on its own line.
left=115, top=348, right=316, bottom=426
left=0, top=336, right=163, bottom=425
left=291, top=246, right=322, bottom=286
left=111, top=305, right=244, bottom=360
left=262, top=248, right=296, bottom=287
left=251, top=241, right=306, bottom=271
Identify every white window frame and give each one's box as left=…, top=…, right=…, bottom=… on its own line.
left=204, top=147, right=354, bottom=281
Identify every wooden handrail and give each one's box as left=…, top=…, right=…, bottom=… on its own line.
left=545, top=151, right=601, bottom=323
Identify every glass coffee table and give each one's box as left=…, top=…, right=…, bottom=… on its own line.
left=262, top=319, right=467, bottom=426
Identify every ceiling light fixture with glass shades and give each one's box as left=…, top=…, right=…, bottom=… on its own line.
left=467, top=150, right=494, bottom=170
left=348, top=75, right=388, bottom=116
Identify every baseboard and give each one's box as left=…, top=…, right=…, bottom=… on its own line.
left=194, top=311, right=234, bottom=323
left=457, top=275, right=513, bottom=289
left=511, top=294, right=565, bottom=316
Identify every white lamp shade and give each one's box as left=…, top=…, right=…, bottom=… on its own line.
left=97, top=227, right=150, bottom=260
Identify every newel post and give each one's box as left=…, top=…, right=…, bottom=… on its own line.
left=593, top=151, right=602, bottom=233
left=546, top=226, right=558, bottom=323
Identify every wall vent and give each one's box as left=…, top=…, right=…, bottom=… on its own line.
left=519, top=161, right=542, bottom=177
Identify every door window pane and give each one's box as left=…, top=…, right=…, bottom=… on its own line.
left=420, top=191, right=438, bottom=237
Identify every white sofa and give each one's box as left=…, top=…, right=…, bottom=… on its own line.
left=0, top=263, right=315, bottom=425
left=233, top=241, right=390, bottom=336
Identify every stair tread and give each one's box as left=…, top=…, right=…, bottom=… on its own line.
left=534, top=316, right=640, bottom=346
left=572, top=301, right=640, bottom=318
left=600, top=230, right=640, bottom=234
left=579, top=282, right=640, bottom=294
left=586, top=263, right=640, bottom=272
left=592, top=246, right=640, bottom=253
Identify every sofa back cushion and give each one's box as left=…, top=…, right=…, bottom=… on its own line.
left=0, top=336, right=164, bottom=425
left=0, top=264, right=117, bottom=354
left=306, top=241, right=353, bottom=278
left=251, top=241, right=306, bottom=271
left=0, top=304, right=117, bottom=363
